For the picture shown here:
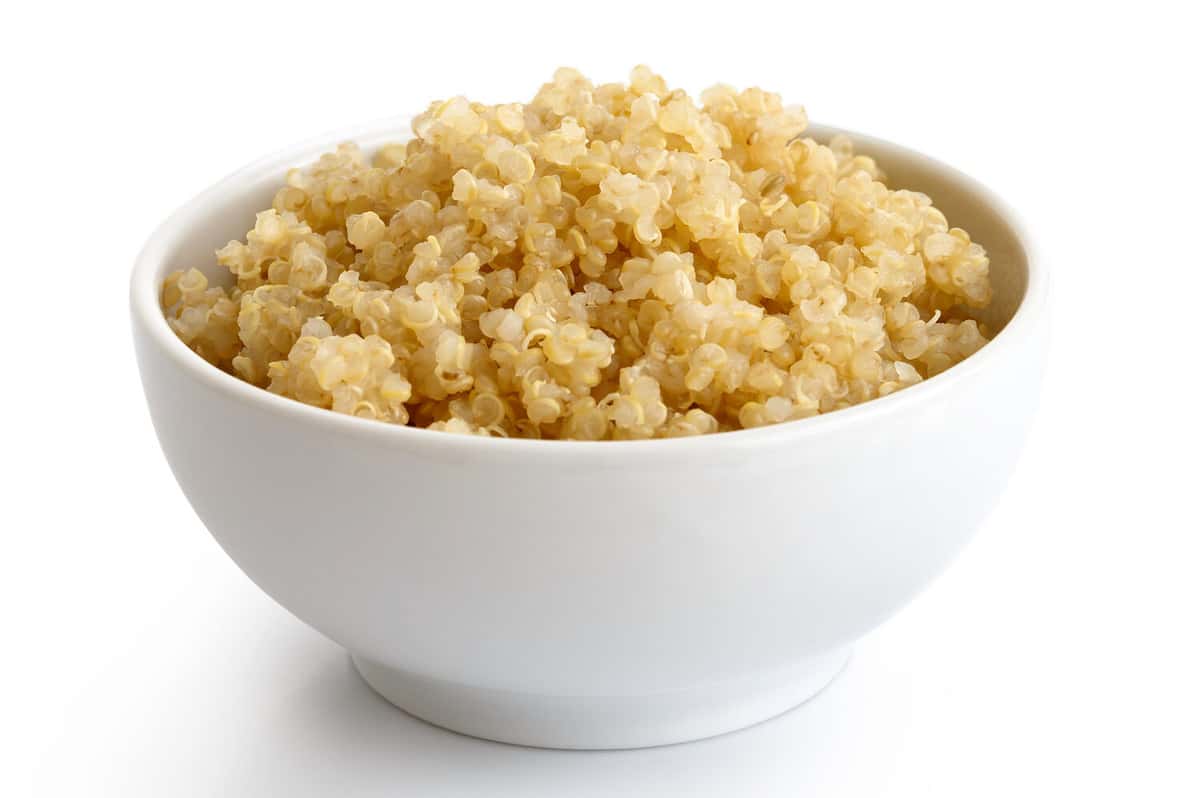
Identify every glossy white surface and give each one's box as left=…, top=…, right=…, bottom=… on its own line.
left=130, top=123, right=1045, bottom=748
left=351, top=647, right=852, bottom=749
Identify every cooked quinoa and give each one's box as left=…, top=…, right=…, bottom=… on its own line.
left=162, top=67, right=992, bottom=440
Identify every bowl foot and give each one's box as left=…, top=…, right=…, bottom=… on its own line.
left=351, top=646, right=851, bottom=749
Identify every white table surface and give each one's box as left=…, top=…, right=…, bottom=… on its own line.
left=18, top=380, right=1198, bottom=795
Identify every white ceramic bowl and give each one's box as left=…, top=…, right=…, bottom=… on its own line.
left=131, top=120, right=1047, bottom=749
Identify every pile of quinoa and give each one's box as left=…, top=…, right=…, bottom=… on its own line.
left=163, top=67, right=992, bottom=440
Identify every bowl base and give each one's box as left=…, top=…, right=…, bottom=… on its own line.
left=351, top=646, right=851, bottom=749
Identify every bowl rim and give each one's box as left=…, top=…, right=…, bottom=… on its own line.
left=131, top=116, right=1047, bottom=458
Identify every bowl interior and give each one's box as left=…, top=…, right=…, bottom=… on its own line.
left=150, top=123, right=1029, bottom=337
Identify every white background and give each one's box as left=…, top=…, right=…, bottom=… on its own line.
left=4, top=1, right=1198, bottom=795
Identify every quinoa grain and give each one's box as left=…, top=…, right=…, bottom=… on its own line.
left=163, top=67, right=993, bottom=439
